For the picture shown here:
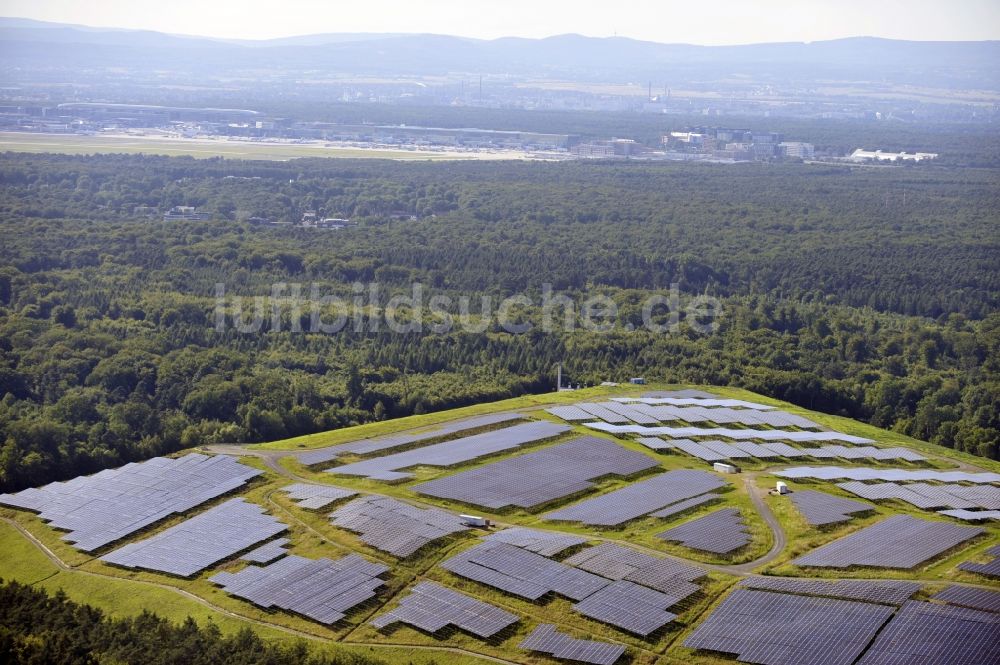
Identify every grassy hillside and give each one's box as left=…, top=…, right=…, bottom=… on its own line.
left=2, top=383, right=997, bottom=664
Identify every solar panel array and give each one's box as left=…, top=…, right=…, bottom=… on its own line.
left=613, top=396, right=775, bottom=410
left=788, top=490, right=873, bottom=526
left=737, top=577, right=921, bottom=605
left=555, top=399, right=818, bottom=429
left=572, top=580, right=680, bottom=635
left=657, top=508, right=751, bottom=554
left=665, top=438, right=727, bottom=462
left=210, top=553, right=388, bottom=625
left=648, top=493, right=720, bottom=518
left=545, top=404, right=594, bottom=421
left=520, top=624, right=625, bottom=665
left=759, top=441, right=808, bottom=458
left=684, top=589, right=895, bottom=665
left=562, top=402, right=630, bottom=424
left=329, top=496, right=470, bottom=557
left=371, top=581, right=518, bottom=638
left=700, top=440, right=751, bottom=458
left=564, top=543, right=704, bottom=599
left=585, top=422, right=875, bottom=445
left=635, top=436, right=674, bottom=450
left=441, top=541, right=609, bottom=601
left=776, top=466, right=1000, bottom=484
left=856, top=600, right=1000, bottom=665
left=0, top=453, right=261, bottom=552
left=297, top=413, right=524, bottom=465
left=279, top=483, right=356, bottom=510
left=100, top=498, right=287, bottom=576
left=958, top=544, right=1000, bottom=578
left=326, top=420, right=569, bottom=481
left=414, top=436, right=659, bottom=510
left=643, top=389, right=720, bottom=399
left=543, top=470, right=725, bottom=526
left=933, top=585, right=1000, bottom=614
left=939, top=509, right=1000, bottom=521
left=240, top=537, right=290, bottom=563
left=837, top=480, right=1000, bottom=513
left=729, top=441, right=782, bottom=458
left=792, top=514, right=984, bottom=569
left=598, top=403, right=822, bottom=429
left=482, top=527, right=587, bottom=557
left=653, top=440, right=923, bottom=463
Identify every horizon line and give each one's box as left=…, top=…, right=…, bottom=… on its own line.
left=3, top=15, right=999, bottom=49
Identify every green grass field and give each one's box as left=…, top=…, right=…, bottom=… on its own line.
left=0, top=518, right=490, bottom=664
left=0, top=131, right=514, bottom=161
left=2, top=382, right=998, bottom=665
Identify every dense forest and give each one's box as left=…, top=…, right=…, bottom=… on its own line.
left=0, top=579, right=383, bottom=665
left=0, top=152, right=997, bottom=491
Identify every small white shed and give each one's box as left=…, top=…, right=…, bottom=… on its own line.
left=460, top=514, right=489, bottom=527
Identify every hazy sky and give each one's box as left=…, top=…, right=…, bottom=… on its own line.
left=5, top=0, right=1000, bottom=44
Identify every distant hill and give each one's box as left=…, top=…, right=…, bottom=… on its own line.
left=1, top=17, right=997, bottom=90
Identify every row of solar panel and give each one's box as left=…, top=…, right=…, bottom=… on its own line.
left=613, top=395, right=776, bottom=409
left=586, top=421, right=876, bottom=444
left=280, top=483, right=356, bottom=510
left=941, top=508, right=1000, bottom=521
left=325, top=420, right=570, bottom=481
left=520, top=624, right=625, bottom=665
left=564, top=542, right=704, bottom=600
left=787, top=489, right=873, bottom=526
left=414, top=436, right=658, bottom=510
left=371, top=581, right=518, bottom=638
left=776, top=465, right=1000, bottom=484
left=958, top=543, right=1000, bottom=577
left=656, top=508, right=751, bottom=554
left=685, top=584, right=1000, bottom=665
left=547, top=401, right=818, bottom=429
left=542, top=469, right=725, bottom=526
left=375, top=590, right=627, bottom=665
left=737, top=576, right=921, bottom=605
left=297, top=412, right=524, bottom=465
left=837, top=480, right=1000, bottom=512
left=211, top=553, right=389, bottom=625
left=792, top=514, right=984, bottom=569
left=0, top=453, right=262, bottom=552
left=100, top=498, right=287, bottom=577
left=439, top=532, right=709, bottom=637
left=329, top=495, right=471, bottom=557
left=686, top=588, right=895, bottom=665
left=638, top=436, right=924, bottom=463
left=482, top=526, right=587, bottom=557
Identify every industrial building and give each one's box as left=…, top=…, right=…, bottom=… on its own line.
left=163, top=206, right=211, bottom=221
left=848, top=148, right=939, bottom=162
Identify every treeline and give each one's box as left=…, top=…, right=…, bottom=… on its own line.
left=0, top=152, right=997, bottom=492
left=0, top=579, right=384, bottom=665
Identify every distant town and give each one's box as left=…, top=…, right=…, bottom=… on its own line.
left=0, top=102, right=938, bottom=165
